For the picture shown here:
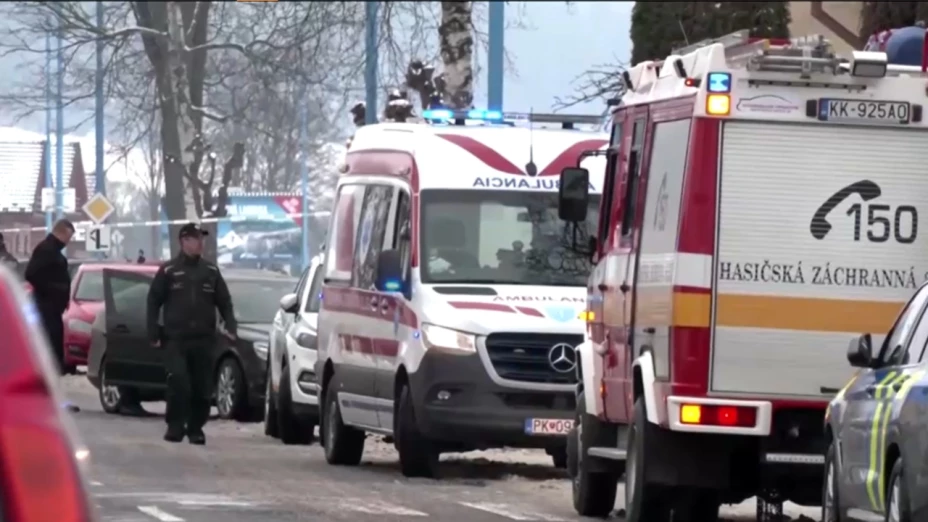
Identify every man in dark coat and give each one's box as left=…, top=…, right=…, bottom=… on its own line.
left=147, top=223, right=237, bottom=445
left=0, top=232, right=19, bottom=272
left=25, top=219, right=75, bottom=376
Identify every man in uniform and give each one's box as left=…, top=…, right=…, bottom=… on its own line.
left=25, top=219, right=74, bottom=374
left=147, top=223, right=237, bottom=445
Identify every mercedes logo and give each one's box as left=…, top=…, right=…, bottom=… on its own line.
left=548, top=343, right=577, bottom=373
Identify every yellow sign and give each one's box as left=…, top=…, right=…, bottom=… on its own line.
left=82, top=193, right=115, bottom=224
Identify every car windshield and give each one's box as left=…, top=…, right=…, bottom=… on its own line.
left=228, top=279, right=295, bottom=324
left=419, top=189, right=600, bottom=286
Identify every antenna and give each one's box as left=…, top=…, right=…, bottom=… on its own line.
left=526, top=107, right=537, bottom=176
left=677, top=18, right=690, bottom=47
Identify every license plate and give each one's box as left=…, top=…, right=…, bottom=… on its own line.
left=524, top=418, right=574, bottom=435
left=819, top=98, right=910, bottom=124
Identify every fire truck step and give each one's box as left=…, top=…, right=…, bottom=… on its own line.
left=763, top=453, right=824, bottom=465
left=587, top=447, right=627, bottom=460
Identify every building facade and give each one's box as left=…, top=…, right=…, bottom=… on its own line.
left=789, top=1, right=863, bottom=55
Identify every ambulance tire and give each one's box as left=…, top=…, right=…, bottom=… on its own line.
left=886, top=459, right=912, bottom=522
left=624, top=398, right=671, bottom=522
left=396, top=384, right=440, bottom=478
left=322, top=379, right=365, bottom=466
left=569, top=391, right=619, bottom=518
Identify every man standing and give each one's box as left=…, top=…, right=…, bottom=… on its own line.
left=0, top=232, right=19, bottom=272
left=147, top=223, right=237, bottom=445
left=25, top=219, right=74, bottom=374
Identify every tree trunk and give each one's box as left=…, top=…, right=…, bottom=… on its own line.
left=439, top=2, right=474, bottom=110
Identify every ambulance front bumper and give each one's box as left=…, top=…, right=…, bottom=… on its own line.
left=408, top=349, right=575, bottom=449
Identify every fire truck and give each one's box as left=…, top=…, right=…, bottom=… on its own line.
left=556, top=30, right=928, bottom=521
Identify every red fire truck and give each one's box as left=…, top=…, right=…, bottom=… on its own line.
left=557, top=30, right=928, bottom=522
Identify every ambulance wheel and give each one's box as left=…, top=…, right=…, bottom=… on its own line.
left=886, top=458, right=912, bottom=522
left=396, top=384, right=440, bottom=478
left=322, top=378, right=365, bottom=466
left=822, top=441, right=843, bottom=522
left=547, top=446, right=568, bottom=469
left=569, top=391, right=619, bottom=518
left=624, top=398, right=670, bottom=522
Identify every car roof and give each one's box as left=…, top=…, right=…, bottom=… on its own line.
left=78, top=262, right=161, bottom=274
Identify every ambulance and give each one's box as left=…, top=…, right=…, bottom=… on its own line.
left=557, top=30, right=928, bottom=521
left=315, top=109, right=608, bottom=478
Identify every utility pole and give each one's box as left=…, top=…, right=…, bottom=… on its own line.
left=55, top=23, right=64, bottom=220
left=299, top=95, right=310, bottom=271
left=95, top=1, right=105, bottom=197
left=44, top=28, right=52, bottom=232
left=364, top=1, right=378, bottom=124
left=488, top=1, right=505, bottom=112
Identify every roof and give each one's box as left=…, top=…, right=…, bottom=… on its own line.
left=77, top=262, right=160, bottom=274
left=0, top=141, right=90, bottom=213
left=347, top=123, right=609, bottom=192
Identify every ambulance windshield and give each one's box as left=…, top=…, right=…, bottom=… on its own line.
left=419, top=189, right=600, bottom=286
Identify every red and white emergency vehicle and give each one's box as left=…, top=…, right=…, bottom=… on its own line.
left=558, top=30, right=928, bottom=521
left=315, top=110, right=608, bottom=478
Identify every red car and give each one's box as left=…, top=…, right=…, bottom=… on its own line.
left=0, top=264, right=95, bottom=521
left=64, top=262, right=159, bottom=371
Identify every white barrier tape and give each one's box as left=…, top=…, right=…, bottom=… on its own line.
left=0, top=211, right=331, bottom=234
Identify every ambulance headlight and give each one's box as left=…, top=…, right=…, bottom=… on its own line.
left=849, top=50, right=887, bottom=78
left=421, top=323, right=477, bottom=354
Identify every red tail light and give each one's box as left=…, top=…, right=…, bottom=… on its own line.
left=0, top=268, right=91, bottom=522
left=679, top=403, right=758, bottom=429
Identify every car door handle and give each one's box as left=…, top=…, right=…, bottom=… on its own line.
left=865, top=385, right=878, bottom=396
left=370, top=296, right=379, bottom=311
left=620, top=283, right=630, bottom=293
left=891, top=381, right=904, bottom=392
left=113, top=324, right=129, bottom=334
left=643, top=327, right=655, bottom=334
left=597, top=283, right=608, bottom=291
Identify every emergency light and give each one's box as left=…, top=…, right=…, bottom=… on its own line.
left=421, top=108, right=603, bottom=129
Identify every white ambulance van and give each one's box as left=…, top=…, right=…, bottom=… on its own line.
left=315, top=110, right=607, bottom=477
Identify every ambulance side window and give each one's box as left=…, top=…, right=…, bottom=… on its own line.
left=597, top=120, right=623, bottom=250
left=323, top=184, right=365, bottom=284
left=393, top=190, right=412, bottom=275
left=352, top=185, right=395, bottom=289
left=620, top=118, right=646, bottom=237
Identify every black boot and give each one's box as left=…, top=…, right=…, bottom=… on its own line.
left=187, top=429, right=206, bottom=445
left=163, top=425, right=185, bottom=443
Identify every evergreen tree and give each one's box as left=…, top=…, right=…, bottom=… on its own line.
left=631, top=2, right=790, bottom=64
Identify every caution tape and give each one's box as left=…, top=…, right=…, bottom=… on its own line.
left=0, top=211, right=332, bottom=234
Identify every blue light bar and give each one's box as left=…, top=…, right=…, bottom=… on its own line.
left=422, top=108, right=503, bottom=121
left=423, top=108, right=454, bottom=120
left=707, top=72, right=732, bottom=93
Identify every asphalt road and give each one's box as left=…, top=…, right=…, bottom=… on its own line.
left=60, top=376, right=821, bottom=522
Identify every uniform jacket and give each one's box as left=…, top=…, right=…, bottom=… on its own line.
left=24, top=234, right=70, bottom=315
left=146, top=254, right=237, bottom=342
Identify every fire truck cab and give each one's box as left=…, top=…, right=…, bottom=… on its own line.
left=559, top=30, right=928, bottom=521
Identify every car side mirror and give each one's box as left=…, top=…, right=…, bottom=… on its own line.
left=847, top=333, right=873, bottom=368
left=375, top=249, right=406, bottom=294
left=279, top=293, right=299, bottom=314
left=558, top=167, right=590, bottom=222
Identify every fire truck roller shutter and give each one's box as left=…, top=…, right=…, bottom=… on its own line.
left=712, top=121, right=923, bottom=398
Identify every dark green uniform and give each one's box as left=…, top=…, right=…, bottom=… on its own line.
left=147, top=254, right=236, bottom=439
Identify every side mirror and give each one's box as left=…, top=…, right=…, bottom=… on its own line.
left=558, top=167, right=590, bottom=222
left=847, top=334, right=873, bottom=368
left=375, top=249, right=406, bottom=293
left=279, top=293, right=299, bottom=314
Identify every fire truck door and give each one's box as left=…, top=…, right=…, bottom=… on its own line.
left=619, top=114, right=650, bottom=422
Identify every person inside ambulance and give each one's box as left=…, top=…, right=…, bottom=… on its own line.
left=426, top=217, right=479, bottom=277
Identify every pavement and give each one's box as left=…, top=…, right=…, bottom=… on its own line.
left=60, top=375, right=823, bottom=522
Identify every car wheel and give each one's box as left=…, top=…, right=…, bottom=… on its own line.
left=396, top=384, right=439, bottom=478
left=277, top=365, right=314, bottom=445
left=264, top=363, right=280, bottom=438
left=822, top=441, right=843, bottom=522
left=886, top=458, right=911, bottom=522
left=215, top=357, right=246, bottom=421
left=99, top=359, right=123, bottom=414
left=570, top=390, right=619, bottom=517
left=322, top=377, right=365, bottom=465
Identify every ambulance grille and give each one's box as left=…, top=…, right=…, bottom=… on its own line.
left=484, top=333, right=582, bottom=385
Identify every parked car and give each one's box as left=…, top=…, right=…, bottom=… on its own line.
left=63, top=262, right=160, bottom=373
left=266, top=255, right=323, bottom=444
left=86, top=268, right=295, bottom=421
left=0, top=263, right=95, bottom=521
